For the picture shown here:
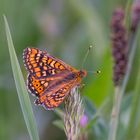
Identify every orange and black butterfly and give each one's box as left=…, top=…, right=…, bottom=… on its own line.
left=23, top=48, right=86, bottom=110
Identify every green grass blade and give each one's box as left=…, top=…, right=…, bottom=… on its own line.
left=125, top=28, right=140, bottom=140
left=4, top=15, right=40, bottom=140
left=126, top=61, right=140, bottom=140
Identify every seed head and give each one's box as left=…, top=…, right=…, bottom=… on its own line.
left=131, top=0, right=140, bottom=32
left=111, top=8, right=128, bottom=86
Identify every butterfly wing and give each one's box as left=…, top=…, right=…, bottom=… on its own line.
left=42, top=85, right=72, bottom=109
left=23, top=47, right=81, bottom=109
left=38, top=79, right=77, bottom=109
left=23, top=48, right=77, bottom=78
left=27, top=73, right=64, bottom=97
left=27, top=72, right=78, bottom=110
left=27, top=74, right=49, bottom=97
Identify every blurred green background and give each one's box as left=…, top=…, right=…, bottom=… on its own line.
left=0, top=0, right=139, bottom=140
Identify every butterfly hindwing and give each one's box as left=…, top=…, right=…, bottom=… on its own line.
left=40, top=83, right=74, bottom=109
left=27, top=71, right=76, bottom=109
left=27, top=74, right=49, bottom=97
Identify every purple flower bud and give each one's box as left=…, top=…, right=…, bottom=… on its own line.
left=110, top=8, right=128, bottom=86
left=80, top=114, right=88, bottom=128
left=131, top=0, right=140, bottom=32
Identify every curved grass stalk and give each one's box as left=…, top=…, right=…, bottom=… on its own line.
left=4, top=15, right=39, bottom=140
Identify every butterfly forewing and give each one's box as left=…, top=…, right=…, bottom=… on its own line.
left=23, top=48, right=77, bottom=78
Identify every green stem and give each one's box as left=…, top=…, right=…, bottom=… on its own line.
left=135, top=122, right=140, bottom=139
left=126, top=60, right=140, bottom=140
left=108, top=87, right=120, bottom=140
left=125, top=30, right=140, bottom=139
left=134, top=80, right=140, bottom=139
left=124, top=0, right=132, bottom=30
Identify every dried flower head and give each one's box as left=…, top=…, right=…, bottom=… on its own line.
left=64, top=87, right=84, bottom=140
left=111, top=8, right=128, bottom=86
left=131, top=0, right=140, bottom=32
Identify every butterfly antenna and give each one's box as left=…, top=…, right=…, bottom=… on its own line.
left=81, top=45, right=93, bottom=69
left=87, top=70, right=101, bottom=75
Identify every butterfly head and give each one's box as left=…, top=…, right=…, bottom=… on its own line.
left=78, top=70, right=87, bottom=78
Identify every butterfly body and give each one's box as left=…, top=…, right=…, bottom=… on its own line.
left=23, top=48, right=86, bottom=109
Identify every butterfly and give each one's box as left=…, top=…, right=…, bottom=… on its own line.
left=23, top=48, right=87, bottom=110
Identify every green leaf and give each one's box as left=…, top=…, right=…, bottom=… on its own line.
left=83, top=50, right=113, bottom=106
left=53, top=120, right=64, bottom=130
left=86, top=97, right=109, bottom=130
left=54, top=108, right=64, bottom=119
left=4, top=15, right=40, bottom=140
